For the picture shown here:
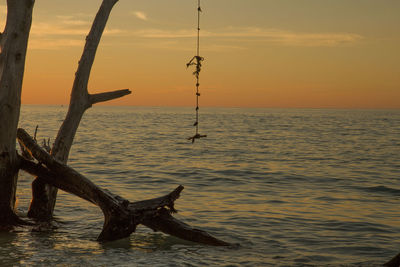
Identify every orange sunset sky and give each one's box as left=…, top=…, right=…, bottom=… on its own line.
left=1, top=0, right=399, bottom=108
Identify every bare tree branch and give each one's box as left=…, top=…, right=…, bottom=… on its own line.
left=28, top=0, right=130, bottom=219
left=90, top=89, right=131, bottom=105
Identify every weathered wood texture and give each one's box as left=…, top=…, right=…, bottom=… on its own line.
left=384, top=253, right=400, bottom=267
left=0, top=0, right=35, bottom=226
left=18, top=128, right=231, bottom=245
left=28, top=0, right=131, bottom=220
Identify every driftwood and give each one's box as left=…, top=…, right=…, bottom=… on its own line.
left=4, top=0, right=232, bottom=249
left=28, top=0, right=131, bottom=220
left=17, top=128, right=231, bottom=245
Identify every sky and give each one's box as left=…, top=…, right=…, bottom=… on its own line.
left=1, top=0, right=399, bottom=108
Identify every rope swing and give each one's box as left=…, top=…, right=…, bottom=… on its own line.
left=187, top=0, right=207, bottom=143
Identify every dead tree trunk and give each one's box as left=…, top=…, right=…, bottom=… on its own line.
left=18, top=128, right=231, bottom=245
left=0, top=0, right=35, bottom=227
left=28, top=0, right=131, bottom=220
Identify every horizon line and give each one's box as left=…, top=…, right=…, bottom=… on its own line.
left=20, top=103, right=400, bottom=110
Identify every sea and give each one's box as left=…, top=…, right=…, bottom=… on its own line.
left=0, top=105, right=399, bottom=266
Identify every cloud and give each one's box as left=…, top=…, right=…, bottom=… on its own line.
left=133, top=11, right=148, bottom=21
left=127, top=27, right=363, bottom=47
left=131, top=29, right=194, bottom=38
left=27, top=14, right=123, bottom=49
left=31, top=22, right=88, bottom=37
left=220, top=27, right=364, bottom=47
left=8, top=8, right=361, bottom=51
left=56, top=15, right=91, bottom=27
left=28, top=38, right=84, bottom=50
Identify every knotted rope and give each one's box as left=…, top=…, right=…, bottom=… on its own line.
left=187, top=0, right=207, bottom=143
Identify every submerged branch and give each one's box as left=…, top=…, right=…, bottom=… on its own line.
left=141, top=208, right=231, bottom=246
left=17, top=128, right=232, bottom=246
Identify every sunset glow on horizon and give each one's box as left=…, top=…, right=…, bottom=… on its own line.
left=1, top=0, right=399, bottom=109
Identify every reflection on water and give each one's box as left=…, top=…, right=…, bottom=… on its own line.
left=1, top=106, right=399, bottom=266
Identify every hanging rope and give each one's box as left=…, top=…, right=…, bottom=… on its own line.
left=187, top=0, right=207, bottom=143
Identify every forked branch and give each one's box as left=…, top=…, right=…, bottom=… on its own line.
left=28, top=0, right=131, bottom=219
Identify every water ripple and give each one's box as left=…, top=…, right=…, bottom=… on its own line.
left=9, top=106, right=400, bottom=266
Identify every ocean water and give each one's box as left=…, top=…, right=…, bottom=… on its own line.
left=1, top=105, right=399, bottom=266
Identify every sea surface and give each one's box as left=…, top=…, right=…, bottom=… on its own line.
left=1, top=105, right=399, bottom=266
